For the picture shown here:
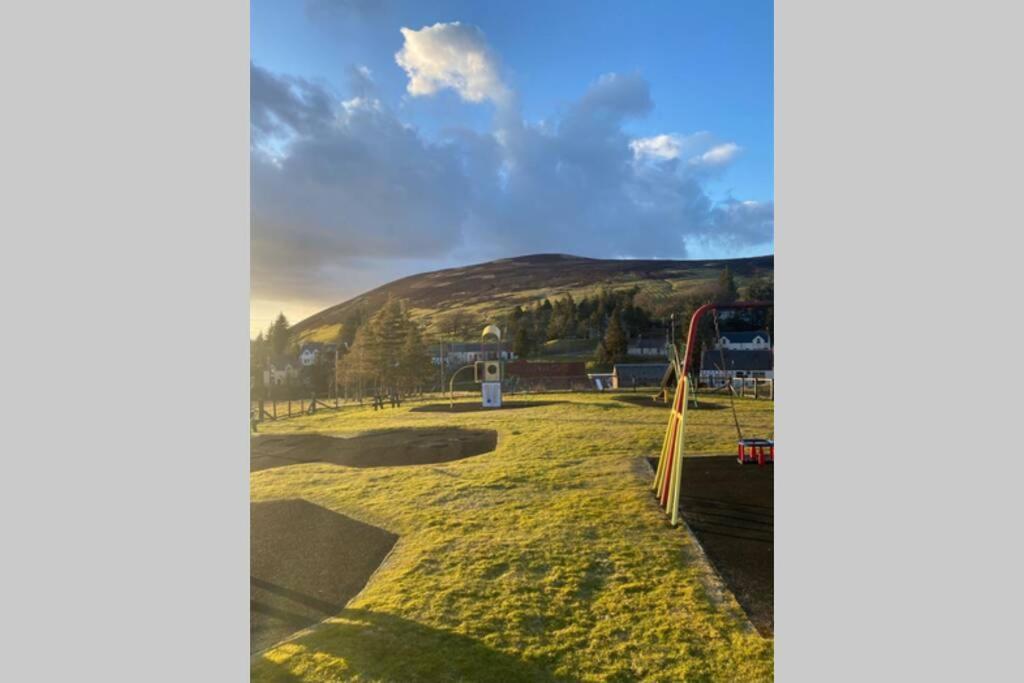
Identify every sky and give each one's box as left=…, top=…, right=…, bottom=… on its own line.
left=250, top=0, right=773, bottom=337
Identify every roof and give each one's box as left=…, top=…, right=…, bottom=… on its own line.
left=507, top=360, right=586, bottom=378
left=628, top=337, right=669, bottom=348
left=443, top=342, right=491, bottom=352
left=718, top=330, right=772, bottom=344
left=269, top=356, right=296, bottom=368
left=613, top=363, right=671, bottom=380
left=700, top=349, right=773, bottom=372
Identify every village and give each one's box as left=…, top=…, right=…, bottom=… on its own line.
left=257, top=327, right=773, bottom=398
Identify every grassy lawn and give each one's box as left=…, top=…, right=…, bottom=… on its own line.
left=251, top=391, right=774, bottom=682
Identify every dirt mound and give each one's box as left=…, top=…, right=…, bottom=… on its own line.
left=251, top=427, right=497, bottom=472
left=251, top=499, right=397, bottom=653
left=409, top=400, right=562, bottom=413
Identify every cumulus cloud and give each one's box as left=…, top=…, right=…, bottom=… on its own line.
left=395, top=22, right=510, bottom=105
left=251, top=23, right=772, bottom=308
left=250, top=63, right=470, bottom=302
left=696, top=142, right=741, bottom=167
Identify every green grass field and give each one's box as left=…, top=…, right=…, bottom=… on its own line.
left=251, top=391, right=774, bottom=682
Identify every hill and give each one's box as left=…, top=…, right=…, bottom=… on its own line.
left=291, top=253, right=773, bottom=343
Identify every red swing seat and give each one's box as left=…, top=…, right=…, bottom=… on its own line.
left=738, top=438, right=774, bottom=465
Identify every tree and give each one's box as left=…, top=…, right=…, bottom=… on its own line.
left=744, top=276, right=773, bottom=302
left=714, top=268, right=739, bottom=304
left=601, top=306, right=628, bottom=364
left=513, top=327, right=534, bottom=359
left=341, top=296, right=432, bottom=395
left=267, top=312, right=291, bottom=356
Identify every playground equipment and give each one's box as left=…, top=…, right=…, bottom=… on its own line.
left=448, top=325, right=505, bottom=408
left=652, top=302, right=773, bottom=526
left=479, top=324, right=503, bottom=408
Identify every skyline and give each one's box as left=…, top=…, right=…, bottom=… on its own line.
left=251, top=1, right=774, bottom=337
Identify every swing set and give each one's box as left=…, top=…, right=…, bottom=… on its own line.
left=652, top=301, right=773, bottom=526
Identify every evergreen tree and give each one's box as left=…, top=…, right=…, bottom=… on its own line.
left=267, top=313, right=291, bottom=356
left=602, top=306, right=629, bottom=364
left=513, top=327, right=533, bottom=359
left=715, top=268, right=739, bottom=304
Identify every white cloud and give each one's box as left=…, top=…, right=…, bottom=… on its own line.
left=630, top=134, right=683, bottom=160
left=251, top=28, right=772, bottom=306
left=395, top=22, right=510, bottom=105
left=695, top=142, right=741, bottom=167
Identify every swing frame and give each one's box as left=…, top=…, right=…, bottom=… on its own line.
left=652, top=301, right=773, bottom=526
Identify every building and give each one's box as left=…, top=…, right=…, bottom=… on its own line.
left=627, top=336, right=670, bottom=358
left=612, top=363, right=671, bottom=389
left=299, top=342, right=339, bottom=366
left=433, top=342, right=516, bottom=366
left=700, top=348, right=773, bottom=384
left=263, top=356, right=300, bottom=385
left=506, top=360, right=587, bottom=391
left=716, top=330, right=772, bottom=351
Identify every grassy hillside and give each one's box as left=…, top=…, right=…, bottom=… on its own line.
left=251, top=392, right=773, bottom=681
left=291, top=253, right=773, bottom=344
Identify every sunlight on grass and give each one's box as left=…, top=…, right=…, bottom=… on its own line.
left=251, top=391, right=773, bottom=682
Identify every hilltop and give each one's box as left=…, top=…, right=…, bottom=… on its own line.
left=291, top=253, right=773, bottom=343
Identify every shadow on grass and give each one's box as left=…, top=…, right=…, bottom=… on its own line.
left=409, top=400, right=566, bottom=413
left=251, top=427, right=498, bottom=471
left=613, top=394, right=727, bottom=410
left=254, top=608, right=578, bottom=683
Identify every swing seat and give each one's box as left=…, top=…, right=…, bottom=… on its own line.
left=738, top=438, right=774, bottom=465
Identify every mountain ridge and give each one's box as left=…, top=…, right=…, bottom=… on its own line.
left=291, top=252, right=774, bottom=341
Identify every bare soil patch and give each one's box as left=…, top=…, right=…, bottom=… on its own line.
left=647, top=454, right=773, bottom=635
left=251, top=427, right=498, bottom=472
left=251, top=500, right=398, bottom=653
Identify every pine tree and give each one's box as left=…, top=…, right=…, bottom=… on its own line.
left=513, top=327, right=533, bottom=359
left=268, top=313, right=291, bottom=356
left=602, top=306, right=628, bottom=364
left=715, top=268, right=739, bottom=304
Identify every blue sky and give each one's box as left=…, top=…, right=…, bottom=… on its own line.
left=250, top=0, right=773, bottom=335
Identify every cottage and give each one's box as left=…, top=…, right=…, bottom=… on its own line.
left=299, top=342, right=339, bottom=367
left=263, top=356, right=300, bottom=385
left=716, top=330, right=772, bottom=351
left=611, top=363, right=671, bottom=389
left=627, top=336, right=669, bottom=358
left=700, top=348, right=773, bottom=384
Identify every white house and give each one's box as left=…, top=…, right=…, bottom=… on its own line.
left=627, top=336, right=669, bottom=358
left=716, top=330, right=772, bottom=351
left=263, top=357, right=300, bottom=385
left=699, top=349, right=773, bottom=385
left=432, top=342, right=516, bottom=367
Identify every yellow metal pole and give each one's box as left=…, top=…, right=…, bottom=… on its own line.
left=668, top=376, right=689, bottom=525
left=652, top=377, right=683, bottom=491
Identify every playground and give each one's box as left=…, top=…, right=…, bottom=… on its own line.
left=250, top=389, right=773, bottom=681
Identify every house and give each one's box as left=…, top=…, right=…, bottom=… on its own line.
left=627, top=336, right=669, bottom=358
left=505, top=360, right=587, bottom=391
left=716, top=330, right=772, bottom=351
left=263, top=356, right=300, bottom=385
left=612, top=363, right=671, bottom=389
left=299, top=342, right=339, bottom=367
left=699, top=349, right=773, bottom=384
left=433, top=342, right=516, bottom=367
